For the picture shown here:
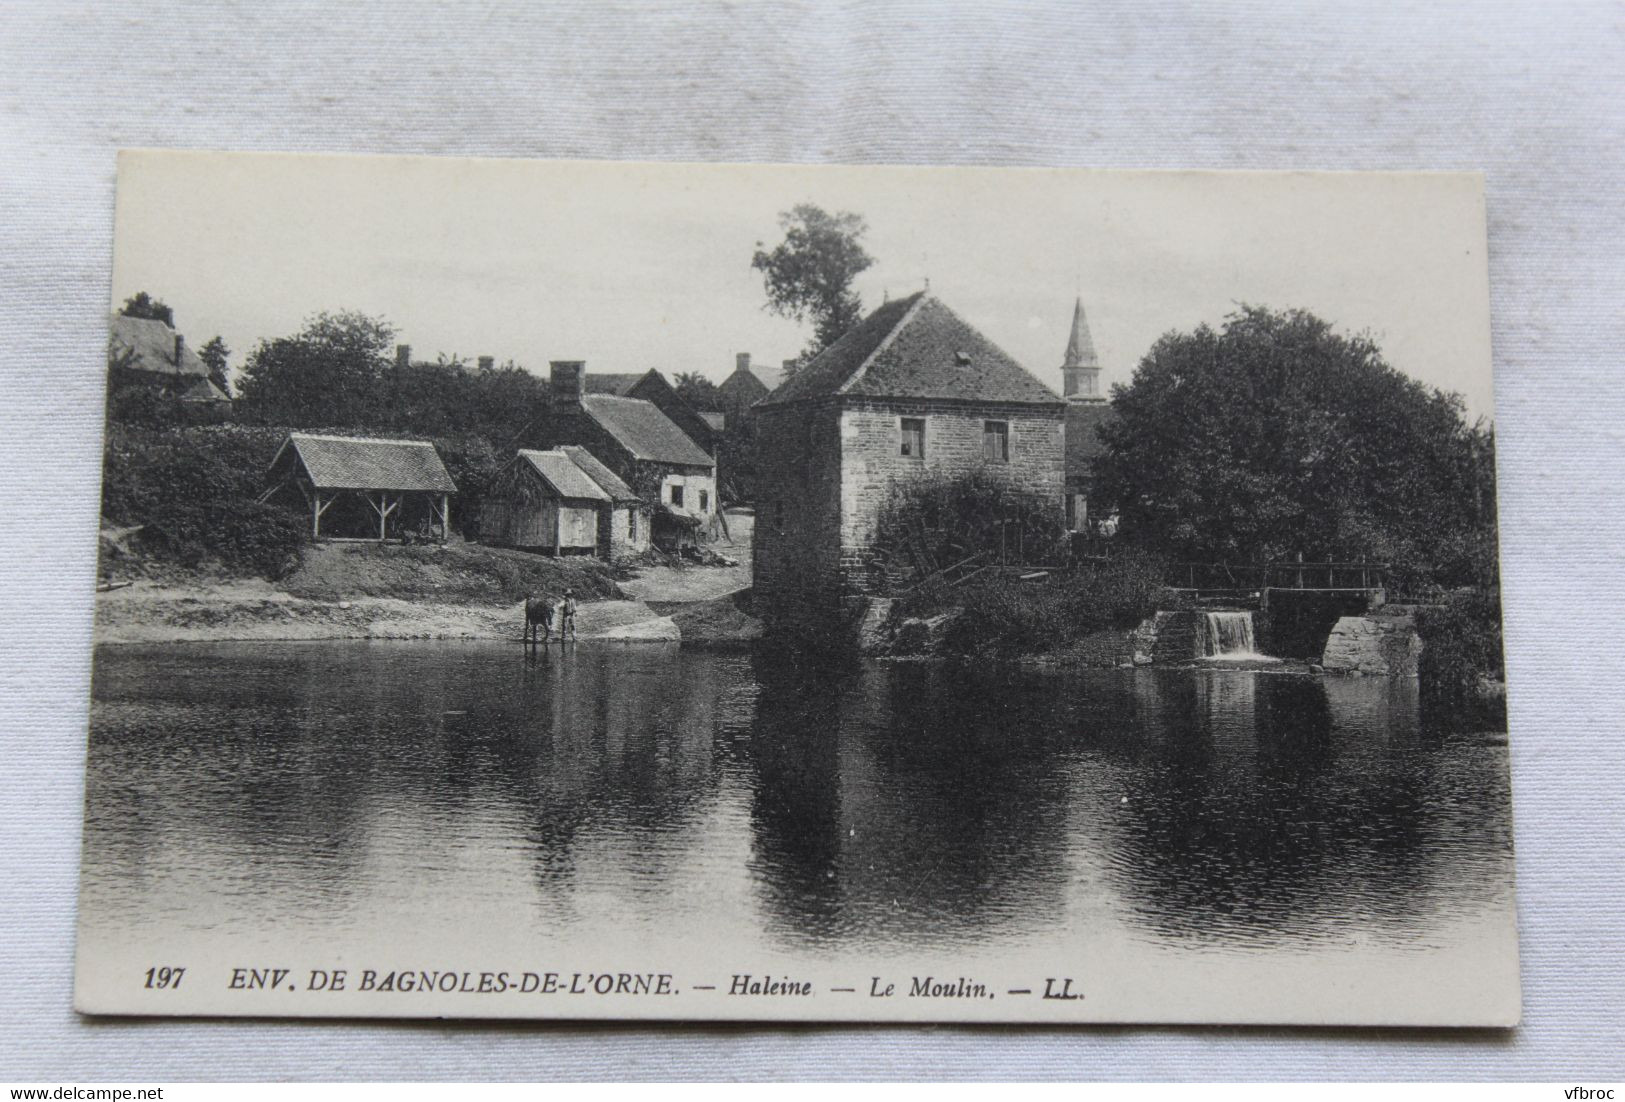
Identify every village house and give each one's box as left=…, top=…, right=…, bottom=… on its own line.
left=752, top=292, right=1067, bottom=633
left=262, top=432, right=457, bottom=541
left=716, top=352, right=775, bottom=415
left=538, top=361, right=719, bottom=550
left=583, top=367, right=719, bottom=457
left=108, top=313, right=232, bottom=416
left=1058, top=296, right=1115, bottom=533
left=481, top=445, right=649, bottom=558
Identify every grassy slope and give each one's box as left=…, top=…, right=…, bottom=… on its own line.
left=281, top=541, right=622, bottom=605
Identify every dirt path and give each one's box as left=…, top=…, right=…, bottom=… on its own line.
left=618, top=511, right=753, bottom=604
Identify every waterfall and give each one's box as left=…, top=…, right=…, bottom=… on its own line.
left=1200, top=611, right=1260, bottom=659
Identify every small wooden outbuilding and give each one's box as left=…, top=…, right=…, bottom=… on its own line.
left=554, top=445, right=650, bottom=559
left=482, top=448, right=610, bottom=555
left=263, top=433, right=457, bottom=541
left=483, top=447, right=652, bottom=558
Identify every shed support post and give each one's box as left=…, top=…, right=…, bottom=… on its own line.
left=440, top=493, right=450, bottom=543
left=365, top=491, right=399, bottom=541
left=311, top=490, right=334, bottom=539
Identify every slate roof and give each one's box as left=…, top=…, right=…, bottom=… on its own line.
left=583, top=372, right=644, bottom=396
left=108, top=314, right=209, bottom=378
left=757, top=293, right=1062, bottom=408
left=1062, top=296, right=1100, bottom=368
left=516, top=449, right=611, bottom=502
left=179, top=377, right=231, bottom=404
left=1065, top=401, right=1115, bottom=480
left=718, top=365, right=771, bottom=405
left=557, top=445, right=641, bottom=502
left=274, top=433, right=458, bottom=493
left=580, top=395, right=714, bottom=468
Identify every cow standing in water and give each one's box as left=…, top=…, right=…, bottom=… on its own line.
left=523, top=595, right=553, bottom=644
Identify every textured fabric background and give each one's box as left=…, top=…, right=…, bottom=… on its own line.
left=3, top=0, right=1621, bottom=1082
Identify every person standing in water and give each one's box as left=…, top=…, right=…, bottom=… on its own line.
left=559, top=589, right=578, bottom=640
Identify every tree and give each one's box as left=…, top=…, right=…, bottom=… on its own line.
left=236, top=310, right=396, bottom=427
left=1093, top=305, right=1496, bottom=588
left=672, top=372, right=723, bottom=411
left=119, top=292, right=174, bottom=327
left=751, top=204, right=874, bottom=361
left=199, top=336, right=231, bottom=396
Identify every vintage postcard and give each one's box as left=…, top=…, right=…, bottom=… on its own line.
left=77, top=152, right=1517, bottom=1025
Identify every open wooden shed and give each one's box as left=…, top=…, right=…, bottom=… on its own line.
left=262, top=433, right=457, bottom=542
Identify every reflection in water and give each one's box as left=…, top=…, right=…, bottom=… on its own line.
left=82, top=643, right=1514, bottom=961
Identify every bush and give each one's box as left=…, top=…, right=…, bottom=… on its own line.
left=431, top=433, right=504, bottom=538
left=1417, top=588, right=1506, bottom=729
left=143, top=499, right=308, bottom=577
left=871, top=466, right=1070, bottom=591
left=107, top=383, right=182, bottom=427
left=935, top=547, right=1166, bottom=656
left=101, top=424, right=305, bottom=577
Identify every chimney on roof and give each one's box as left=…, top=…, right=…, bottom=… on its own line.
left=173, top=333, right=185, bottom=368
left=736, top=352, right=751, bottom=374
left=550, top=361, right=585, bottom=408
left=477, top=355, right=495, bottom=372
left=395, top=344, right=412, bottom=370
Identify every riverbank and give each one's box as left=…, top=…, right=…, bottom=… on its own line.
left=94, top=523, right=760, bottom=645
left=94, top=578, right=681, bottom=644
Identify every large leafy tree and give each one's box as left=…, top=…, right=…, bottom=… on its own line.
left=1094, top=306, right=1496, bottom=588
left=236, top=311, right=396, bottom=427
left=751, top=204, right=874, bottom=360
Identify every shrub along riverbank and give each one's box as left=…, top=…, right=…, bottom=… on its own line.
left=898, top=549, right=1167, bottom=659
left=1417, top=587, right=1508, bottom=730
left=883, top=554, right=1505, bottom=730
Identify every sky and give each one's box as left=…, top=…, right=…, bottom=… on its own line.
left=111, top=153, right=1496, bottom=418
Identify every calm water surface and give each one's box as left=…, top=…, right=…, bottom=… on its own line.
left=82, top=641, right=1514, bottom=972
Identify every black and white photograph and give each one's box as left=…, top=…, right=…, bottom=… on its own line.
left=75, top=152, right=1516, bottom=1026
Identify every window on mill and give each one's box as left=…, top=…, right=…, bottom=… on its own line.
left=900, top=418, right=925, bottom=459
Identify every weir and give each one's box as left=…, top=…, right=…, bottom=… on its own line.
left=1200, top=611, right=1262, bottom=660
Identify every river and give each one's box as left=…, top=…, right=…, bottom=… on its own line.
left=76, top=641, right=1519, bottom=1024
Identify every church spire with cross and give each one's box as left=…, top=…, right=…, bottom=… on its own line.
left=1060, top=295, right=1105, bottom=403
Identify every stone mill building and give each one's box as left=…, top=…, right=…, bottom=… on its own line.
left=752, top=292, right=1066, bottom=634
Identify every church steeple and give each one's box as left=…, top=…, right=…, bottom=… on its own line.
left=1060, top=296, right=1105, bottom=403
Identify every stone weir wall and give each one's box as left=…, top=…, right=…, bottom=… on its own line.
left=1262, top=590, right=1376, bottom=658
left=1318, top=607, right=1423, bottom=677
left=843, top=596, right=1424, bottom=674
left=1150, top=610, right=1205, bottom=662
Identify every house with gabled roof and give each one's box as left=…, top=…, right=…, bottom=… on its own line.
left=717, top=352, right=774, bottom=416
left=109, top=314, right=211, bottom=383
left=539, top=361, right=719, bottom=550
left=583, top=367, right=718, bottom=457
left=752, top=292, right=1066, bottom=632
left=108, top=313, right=232, bottom=417
left=263, top=433, right=457, bottom=541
